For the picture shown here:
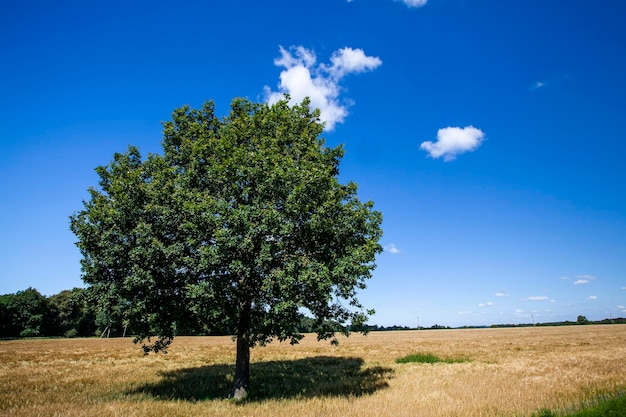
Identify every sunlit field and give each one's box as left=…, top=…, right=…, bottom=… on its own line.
left=1, top=325, right=625, bottom=416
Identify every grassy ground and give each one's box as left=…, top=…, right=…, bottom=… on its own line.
left=395, top=351, right=471, bottom=364
left=533, top=393, right=626, bottom=416
left=1, top=325, right=625, bottom=416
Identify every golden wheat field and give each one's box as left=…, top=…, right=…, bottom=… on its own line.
left=1, top=325, right=625, bottom=417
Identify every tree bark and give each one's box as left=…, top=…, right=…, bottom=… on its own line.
left=233, top=299, right=251, bottom=401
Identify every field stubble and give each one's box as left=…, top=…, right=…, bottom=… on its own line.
left=1, top=325, right=625, bottom=417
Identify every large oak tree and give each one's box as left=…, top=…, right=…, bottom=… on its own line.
left=70, top=97, right=383, bottom=399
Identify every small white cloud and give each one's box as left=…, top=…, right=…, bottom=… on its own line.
left=528, top=296, right=549, bottom=301
left=531, top=81, right=546, bottom=90
left=560, top=276, right=569, bottom=280
left=577, top=274, right=596, bottom=280
left=478, top=302, right=494, bottom=308
left=384, top=243, right=400, bottom=254
left=622, top=287, right=626, bottom=290
left=617, top=305, right=625, bottom=309
left=574, top=280, right=589, bottom=285
left=396, top=0, right=428, bottom=7
left=515, top=309, right=524, bottom=314
left=587, top=296, right=598, bottom=300
left=420, top=126, right=485, bottom=161
left=325, top=47, right=382, bottom=79
left=495, top=292, right=509, bottom=297
left=265, top=45, right=382, bottom=131
left=530, top=74, right=570, bottom=91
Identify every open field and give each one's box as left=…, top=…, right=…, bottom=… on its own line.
left=1, top=325, right=625, bottom=417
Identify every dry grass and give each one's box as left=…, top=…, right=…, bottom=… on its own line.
left=1, top=325, right=625, bottom=416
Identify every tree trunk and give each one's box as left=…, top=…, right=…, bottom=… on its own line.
left=233, top=299, right=251, bottom=401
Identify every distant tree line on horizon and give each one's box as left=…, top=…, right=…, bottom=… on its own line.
left=1, top=287, right=624, bottom=339
left=0, top=288, right=97, bottom=338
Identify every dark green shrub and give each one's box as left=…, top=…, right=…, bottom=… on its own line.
left=396, top=352, right=471, bottom=364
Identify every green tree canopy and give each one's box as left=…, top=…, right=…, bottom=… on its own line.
left=48, top=288, right=97, bottom=338
left=0, top=287, right=52, bottom=338
left=70, top=97, right=383, bottom=399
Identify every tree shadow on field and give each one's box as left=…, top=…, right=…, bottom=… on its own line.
left=130, top=356, right=393, bottom=402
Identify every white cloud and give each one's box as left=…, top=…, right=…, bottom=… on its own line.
left=420, top=126, right=486, bottom=161
left=560, top=276, right=569, bottom=280
left=495, top=292, right=509, bottom=297
left=478, top=302, right=494, bottom=308
left=515, top=309, right=524, bottom=314
left=587, top=296, right=598, bottom=300
left=618, top=305, right=625, bottom=309
left=531, top=81, right=546, bottom=90
left=325, top=47, right=382, bottom=79
left=384, top=243, right=400, bottom=254
left=622, top=287, right=626, bottom=290
left=274, top=45, right=316, bottom=68
left=573, top=274, right=596, bottom=285
left=265, top=45, right=382, bottom=131
left=528, top=296, right=549, bottom=301
left=396, top=0, right=428, bottom=7
left=530, top=74, right=570, bottom=91
left=577, top=274, right=596, bottom=280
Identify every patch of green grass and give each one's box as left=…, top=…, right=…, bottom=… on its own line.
left=568, top=394, right=626, bottom=416
left=395, top=352, right=471, bottom=364
left=531, top=392, right=626, bottom=417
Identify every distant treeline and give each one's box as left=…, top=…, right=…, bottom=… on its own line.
left=0, top=288, right=98, bottom=338
left=1, top=287, right=624, bottom=339
left=488, top=317, right=626, bottom=328
left=357, top=324, right=452, bottom=331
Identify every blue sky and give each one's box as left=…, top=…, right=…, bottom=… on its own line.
left=1, top=0, right=625, bottom=327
